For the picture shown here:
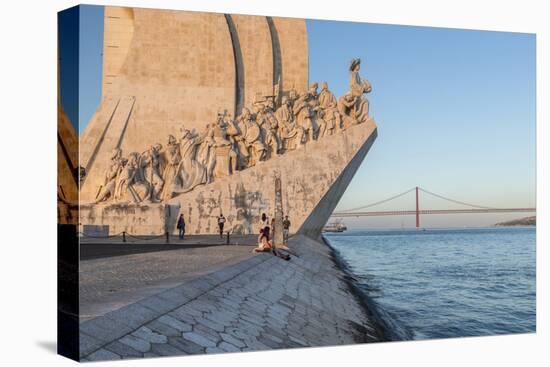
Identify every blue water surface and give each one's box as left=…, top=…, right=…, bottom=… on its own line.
left=324, top=227, right=536, bottom=340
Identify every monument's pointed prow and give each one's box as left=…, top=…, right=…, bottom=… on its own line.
left=298, top=122, right=378, bottom=239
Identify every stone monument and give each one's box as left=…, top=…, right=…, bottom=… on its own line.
left=76, top=6, right=378, bottom=238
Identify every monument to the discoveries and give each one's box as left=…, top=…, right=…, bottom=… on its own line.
left=78, top=6, right=378, bottom=237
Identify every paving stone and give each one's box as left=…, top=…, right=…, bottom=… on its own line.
left=260, top=332, right=284, bottom=344
left=104, top=303, right=159, bottom=330
left=146, top=319, right=182, bottom=337
left=218, top=341, right=241, bottom=352
left=224, top=326, right=254, bottom=341
left=104, top=340, right=143, bottom=358
left=205, top=346, right=226, bottom=354
left=138, top=295, right=179, bottom=315
left=219, top=332, right=247, bottom=348
left=156, top=315, right=193, bottom=333
left=181, top=332, right=217, bottom=348
left=257, top=335, right=283, bottom=349
left=168, top=336, right=205, bottom=354
left=168, top=308, right=198, bottom=325
left=151, top=342, right=187, bottom=356
left=288, top=334, right=309, bottom=347
left=203, top=309, right=238, bottom=325
left=80, top=316, right=133, bottom=343
left=86, top=348, right=121, bottom=361
left=119, top=335, right=151, bottom=353
left=132, top=326, right=168, bottom=344
left=239, top=337, right=271, bottom=351
left=172, top=304, right=203, bottom=319
left=195, top=316, right=225, bottom=332
left=79, top=332, right=104, bottom=357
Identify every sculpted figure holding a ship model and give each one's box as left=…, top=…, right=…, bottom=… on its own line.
left=93, top=60, right=373, bottom=204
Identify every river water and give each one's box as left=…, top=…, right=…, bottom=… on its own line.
left=324, top=227, right=536, bottom=340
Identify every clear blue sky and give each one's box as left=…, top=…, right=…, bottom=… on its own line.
left=307, top=20, right=535, bottom=227
left=61, top=7, right=535, bottom=228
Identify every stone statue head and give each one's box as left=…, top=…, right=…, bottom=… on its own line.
left=110, top=148, right=122, bottom=161
left=252, top=103, right=264, bottom=114
left=128, top=152, right=139, bottom=166
left=152, top=143, right=163, bottom=153
left=321, top=82, right=328, bottom=91
left=350, top=58, right=361, bottom=72
left=309, top=82, right=318, bottom=94
left=241, top=107, right=251, bottom=119
left=288, top=89, right=298, bottom=101
left=281, top=96, right=290, bottom=106
left=168, top=134, right=177, bottom=145
left=180, top=126, right=191, bottom=139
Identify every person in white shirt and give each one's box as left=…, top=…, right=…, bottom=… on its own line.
left=217, top=214, right=226, bottom=238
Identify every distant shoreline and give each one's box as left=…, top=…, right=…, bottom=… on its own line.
left=495, top=216, right=536, bottom=227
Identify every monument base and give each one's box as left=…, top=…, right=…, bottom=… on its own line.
left=79, top=203, right=180, bottom=236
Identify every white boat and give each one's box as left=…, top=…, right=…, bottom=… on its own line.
left=323, top=219, right=347, bottom=232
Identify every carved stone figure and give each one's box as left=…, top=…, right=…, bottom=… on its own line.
left=348, top=58, right=372, bottom=124
left=115, top=152, right=151, bottom=203
left=338, top=92, right=357, bottom=129
left=255, top=99, right=281, bottom=159
left=292, top=90, right=318, bottom=143
left=212, top=114, right=234, bottom=178
left=178, top=127, right=207, bottom=192
left=238, top=108, right=266, bottom=167
left=224, top=113, right=246, bottom=173
left=139, top=144, right=165, bottom=202
left=276, top=96, right=304, bottom=151
left=319, top=82, right=341, bottom=132
left=160, top=135, right=183, bottom=201
left=316, top=108, right=327, bottom=139
left=197, top=124, right=216, bottom=184
left=95, top=148, right=124, bottom=203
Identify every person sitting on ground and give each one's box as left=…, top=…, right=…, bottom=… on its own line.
left=253, top=228, right=273, bottom=253
left=260, top=213, right=270, bottom=240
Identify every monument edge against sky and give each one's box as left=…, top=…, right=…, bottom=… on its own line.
left=68, top=5, right=378, bottom=238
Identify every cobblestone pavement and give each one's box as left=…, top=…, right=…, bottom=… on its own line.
left=80, top=235, right=384, bottom=361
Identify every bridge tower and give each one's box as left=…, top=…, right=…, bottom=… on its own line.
left=415, top=186, right=420, bottom=228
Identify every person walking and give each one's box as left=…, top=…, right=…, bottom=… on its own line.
left=177, top=214, right=186, bottom=240
left=283, top=215, right=291, bottom=245
left=218, top=214, right=226, bottom=238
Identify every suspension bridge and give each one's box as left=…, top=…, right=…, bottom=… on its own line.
left=331, top=187, right=535, bottom=228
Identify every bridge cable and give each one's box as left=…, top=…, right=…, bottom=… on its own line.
left=418, top=187, right=495, bottom=209
left=338, top=187, right=416, bottom=212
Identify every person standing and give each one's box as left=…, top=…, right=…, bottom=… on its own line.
left=177, top=214, right=186, bottom=240
left=283, top=215, right=291, bottom=245
left=218, top=214, right=226, bottom=238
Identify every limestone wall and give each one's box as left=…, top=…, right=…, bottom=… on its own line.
left=270, top=17, right=309, bottom=94
left=229, top=14, right=274, bottom=113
